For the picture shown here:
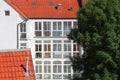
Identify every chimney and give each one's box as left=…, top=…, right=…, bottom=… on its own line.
left=68, top=7, right=73, bottom=11
left=56, top=3, right=62, bottom=10
left=26, top=57, right=29, bottom=77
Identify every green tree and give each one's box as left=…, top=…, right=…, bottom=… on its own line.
left=68, top=0, right=120, bottom=80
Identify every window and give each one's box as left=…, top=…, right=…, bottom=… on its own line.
left=20, top=23, right=26, bottom=39
left=35, top=41, right=42, bottom=58
left=43, top=22, right=51, bottom=36
left=63, top=40, right=72, bottom=58
left=35, top=61, right=42, bottom=79
left=53, top=22, right=62, bottom=37
left=5, top=10, right=10, bottom=16
left=63, top=61, right=71, bottom=79
left=35, top=22, right=42, bottom=37
left=53, top=40, right=62, bottom=58
left=53, top=61, right=62, bottom=79
left=44, top=40, right=51, bottom=58
left=63, top=21, right=72, bottom=36
left=20, top=43, right=27, bottom=49
left=73, top=43, right=79, bottom=57
left=73, top=21, right=78, bottom=28
left=44, top=61, right=51, bottom=79
left=35, top=53, right=42, bottom=58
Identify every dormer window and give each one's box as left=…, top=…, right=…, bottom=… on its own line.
left=5, top=10, right=10, bottom=16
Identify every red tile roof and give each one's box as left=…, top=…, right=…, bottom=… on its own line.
left=0, top=49, right=36, bottom=80
left=5, top=0, right=88, bottom=19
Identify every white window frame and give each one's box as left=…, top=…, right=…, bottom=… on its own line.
left=35, top=22, right=42, bottom=37
left=20, top=23, right=26, bottom=39
left=44, top=61, right=51, bottom=79
left=63, top=21, right=72, bottom=36
left=53, top=40, right=62, bottom=58
left=43, top=22, right=51, bottom=37
left=35, top=61, right=42, bottom=79
left=53, top=21, right=62, bottom=37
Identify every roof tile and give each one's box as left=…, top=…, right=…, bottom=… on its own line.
left=5, top=0, right=87, bottom=19
left=0, top=50, right=36, bottom=80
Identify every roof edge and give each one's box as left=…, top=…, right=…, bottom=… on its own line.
left=0, top=49, right=31, bottom=52
left=5, top=0, right=28, bottom=19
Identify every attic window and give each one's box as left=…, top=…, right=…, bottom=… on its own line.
left=32, top=2, right=36, bottom=6
left=5, top=10, right=10, bottom=16
left=49, top=2, right=54, bottom=6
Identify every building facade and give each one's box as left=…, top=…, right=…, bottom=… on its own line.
left=0, top=0, right=87, bottom=80
left=18, top=19, right=79, bottom=79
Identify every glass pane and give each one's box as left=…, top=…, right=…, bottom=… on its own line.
left=44, top=66, right=47, bottom=73
left=35, top=45, right=38, bottom=51
left=58, top=22, right=62, bottom=30
left=35, top=31, right=41, bottom=36
left=35, top=53, right=42, bottom=58
left=53, top=44, right=57, bottom=51
left=68, top=22, right=71, bottom=30
left=53, top=65, right=57, bottom=73
left=39, top=65, right=42, bottom=73
left=68, top=66, right=71, bottom=73
left=58, top=66, right=61, bottom=73
left=53, top=22, right=57, bottom=30
left=64, top=66, right=67, bottom=73
left=36, top=74, right=42, bottom=79
left=64, top=44, right=67, bottom=51
left=53, top=74, right=62, bottom=79
left=58, top=44, right=61, bottom=51
left=44, top=74, right=51, bottom=79
left=64, top=22, right=67, bottom=30
left=35, top=65, right=38, bottom=73
left=20, top=33, right=26, bottom=38
left=35, top=61, right=42, bottom=64
left=73, top=44, right=76, bottom=51
left=39, top=45, right=42, bottom=51
left=35, top=22, right=38, bottom=30
left=44, top=45, right=47, bottom=51
left=68, top=44, right=71, bottom=51
left=44, top=31, right=51, bottom=36
left=48, top=66, right=51, bottom=73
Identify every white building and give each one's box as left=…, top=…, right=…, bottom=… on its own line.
left=0, top=0, right=86, bottom=80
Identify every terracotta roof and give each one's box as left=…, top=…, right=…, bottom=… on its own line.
left=5, top=0, right=88, bottom=19
left=0, top=49, right=36, bottom=80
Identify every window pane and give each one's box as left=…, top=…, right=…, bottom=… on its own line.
left=48, top=66, right=51, bottom=73
left=53, top=65, right=57, bottom=73
left=39, top=45, right=42, bottom=51
left=35, top=31, right=41, bottom=36
left=64, top=66, right=67, bottom=73
left=68, top=66, right=71, bottom=73
left=53, top=22, right=57, bottom=30
left=48, top=45, right=51, bottom=51
left=68, top=22, right=71, bottom=30
left=39, top=65, right=42, bottom=73
left=35, top=53, right=42, bottom=58
left=58, top=22, right=62, bottom=29
left=64, top=22, right=67, bottom=30
left=36, top=74, right=42, bottom=79
left=44, top=66, right=47, bottom=73
left=58, top=66, right=61, bottom=73
left=35, top=65, right=38, bottom=73
left=20, top=33, right=26, bottom=38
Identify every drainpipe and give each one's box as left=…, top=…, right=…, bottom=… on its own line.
left=17, top=19, right=27, bottom=49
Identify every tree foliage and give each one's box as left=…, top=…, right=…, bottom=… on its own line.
left=68, top=0, right=120, bottom=80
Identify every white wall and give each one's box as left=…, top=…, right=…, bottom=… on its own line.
left=0, top=0, right=24, bottom=50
